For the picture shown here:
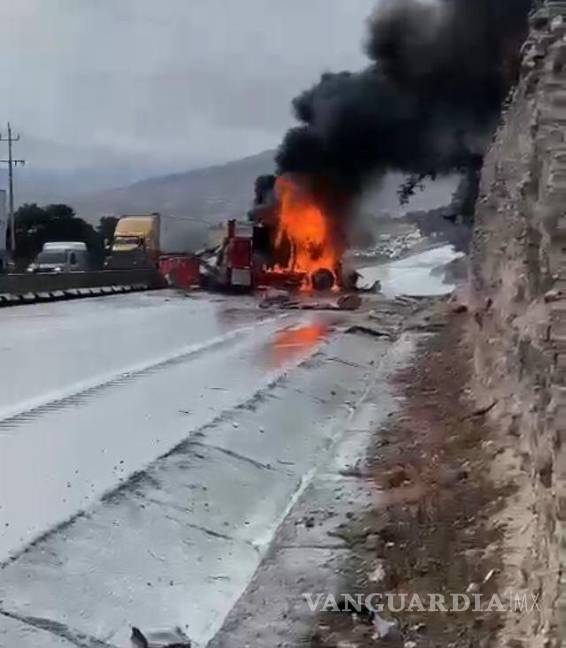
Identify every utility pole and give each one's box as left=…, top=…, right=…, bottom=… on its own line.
left=0, top=124, right=25, bottom=255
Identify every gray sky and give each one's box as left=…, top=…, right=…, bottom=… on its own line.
left=0, top=0, right=376, bottom=179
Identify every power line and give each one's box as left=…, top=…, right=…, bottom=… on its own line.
left=0, top=123, right=25, bottom=255
left=158, top=214, right=208, bottom=222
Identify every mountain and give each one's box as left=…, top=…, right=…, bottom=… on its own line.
left=12, top=144, right=458, bottom=249
left=73, top=150, right=276, bottom=225
left=72, top=151, right=457, bottom=226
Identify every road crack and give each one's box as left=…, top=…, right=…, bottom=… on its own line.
left=0, top=609, right=114, bottom=647
left=189, top=440, right=279, bottom=472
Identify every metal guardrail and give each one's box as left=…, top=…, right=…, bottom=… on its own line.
left=0, top=269, right=164, bottom=306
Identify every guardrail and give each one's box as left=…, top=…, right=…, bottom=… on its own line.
left=0, top=269, right=164, bottom=307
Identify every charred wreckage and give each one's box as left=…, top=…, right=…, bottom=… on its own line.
left=199, top=0, right=534, bottom=295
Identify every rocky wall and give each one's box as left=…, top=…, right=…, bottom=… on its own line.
left=471, top=2, right=566, bottom=643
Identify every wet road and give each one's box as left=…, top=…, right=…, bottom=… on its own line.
left=0, top=292, right=332, bottom=561
left=0, top=247, right=458, bottom=647
left=0, top=289, right=398, bottom=647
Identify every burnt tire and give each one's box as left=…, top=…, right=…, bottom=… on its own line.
left=311, top=268, right=335, bottom=291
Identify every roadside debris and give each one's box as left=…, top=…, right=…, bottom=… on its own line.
left=259, top=290, right=363, bottom=312
left=337, top=294, right=363, bottom=311
left=357, top=280, right=382, bottom=294
left=368, top=561, right=386, bottom=584
left=544, top=289, right=562, bottom=303
left=372, top=613, right=401, bottom=641
left=450, top=302, right=468, bottom=314
left=345, top=325, right=392, bottom=339
left=130, top=626, right=191, bottom=647
left=460, top=399, right=498, bottom=421
left=466, top=568, right=498, bottom=594
left=258, top=288, right=293, bottom=309
left=344, top=269, right=382, bottom=294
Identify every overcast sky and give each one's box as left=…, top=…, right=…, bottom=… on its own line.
left=0, top=0, right=376, bottom=178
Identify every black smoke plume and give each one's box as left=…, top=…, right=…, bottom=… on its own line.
left=275, top=0, right=532, bottom=208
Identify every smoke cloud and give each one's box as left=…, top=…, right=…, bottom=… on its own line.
left=275, top=0, right=533, bottom=204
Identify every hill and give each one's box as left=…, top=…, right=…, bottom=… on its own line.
left=73, top=150, right=276, bottom=226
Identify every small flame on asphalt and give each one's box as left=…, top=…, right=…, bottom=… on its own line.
left=267, top=322, right=329, bottom=368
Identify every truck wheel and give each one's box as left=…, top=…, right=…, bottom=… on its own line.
left=311, top=268, right=335, bottom=291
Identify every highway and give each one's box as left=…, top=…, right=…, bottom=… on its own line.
left=0, top=289, right=402, bottom=646
left=0, top=246, right=456, bottom=647
left=0, top=292, right=327, bottom=560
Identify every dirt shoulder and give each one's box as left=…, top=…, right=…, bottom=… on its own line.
left=312, top=313, right=517, bottom=647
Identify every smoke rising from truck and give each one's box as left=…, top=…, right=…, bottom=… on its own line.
left=275, top=0, right=532, bottom=208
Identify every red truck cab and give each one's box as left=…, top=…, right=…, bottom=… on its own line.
left=216, top=220, right=254, bottom=289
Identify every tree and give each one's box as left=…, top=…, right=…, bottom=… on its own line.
left=43, top=204, right=76, bottom=221
left=98, top=216, right=118, bottom=245
left=13, top=203, right=101, bottom=268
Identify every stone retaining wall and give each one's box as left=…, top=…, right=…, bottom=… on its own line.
left=471, top=2, right=566, bottom=642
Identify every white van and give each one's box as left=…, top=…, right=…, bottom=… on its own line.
left=27, top=242, right=90, bottom=273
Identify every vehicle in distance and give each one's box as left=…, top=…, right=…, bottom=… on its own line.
left=105, top=213, right=196, bottom=270
left=27, top=242, right=90, bottom=273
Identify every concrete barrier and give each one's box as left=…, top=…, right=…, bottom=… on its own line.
left=0, top=269, right=163, bottom=307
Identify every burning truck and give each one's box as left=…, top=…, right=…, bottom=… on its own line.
left=204, top=173, right=349, bottom=293
left=207, top=0, right=533, bottom=294
left=116, top=0, right=531, bottom=296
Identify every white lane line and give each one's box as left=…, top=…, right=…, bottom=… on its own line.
left=0, top=315, right=288, bottom=425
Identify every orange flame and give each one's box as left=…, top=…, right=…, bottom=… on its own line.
left=273, top=176, right=341, bottom=289
left=269, top=322, right=329, bottom=367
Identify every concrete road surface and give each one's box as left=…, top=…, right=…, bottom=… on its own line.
left=0, top=247, right=456, bottom=647
left=0, top=292, right=330, bottom=560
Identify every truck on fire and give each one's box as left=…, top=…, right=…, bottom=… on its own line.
left=205, top=173, right=343, bottom=292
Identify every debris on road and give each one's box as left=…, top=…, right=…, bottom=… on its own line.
left=131, top=626, right=192, bottom=647
left=345, top=325, right=392, bottom=339
left=356, top=279, right=382, bottom=294
left=450, top=302, right=469, bottom=314
left=368, top=561, right=386, bottom=584
left=372, top=613, right=401, bottom=641
left=259, top=291, right=363, bottom=312
left=337, top=294, right=362, bottom=311
left=258, top=288, right=294, bottom=309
